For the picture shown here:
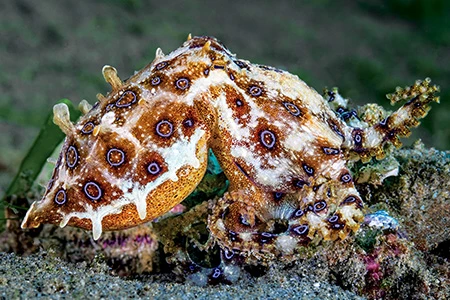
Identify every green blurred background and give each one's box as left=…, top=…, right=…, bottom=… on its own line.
left=1, top=0, right=449, bottom=195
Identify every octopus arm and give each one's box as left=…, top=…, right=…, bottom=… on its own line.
left=341, top=78, right=439, bottom=162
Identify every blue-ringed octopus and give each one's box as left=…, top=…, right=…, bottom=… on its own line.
left=21, top=35, right=440, bottom=260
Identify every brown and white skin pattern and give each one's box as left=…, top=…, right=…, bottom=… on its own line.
left=22, top=36, right=439, bottom=257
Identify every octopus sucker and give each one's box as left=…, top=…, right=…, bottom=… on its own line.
left=21, top=35, right=439, bottom=263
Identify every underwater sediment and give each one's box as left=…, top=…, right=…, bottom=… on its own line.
left=0, top=142, right=449, bottom=299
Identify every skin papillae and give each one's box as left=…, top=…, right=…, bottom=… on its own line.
left=21, top=36, right=439, bottom=257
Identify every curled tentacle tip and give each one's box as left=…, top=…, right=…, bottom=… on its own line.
left=102, top=65, right=122, bottom=90
left=20, top=202, right=41, bottom=229
left=92, top=229, right=102, bottom=241
left=78, top=99, right=92, bottom=115
left=53, top=103, right=75, bottom=135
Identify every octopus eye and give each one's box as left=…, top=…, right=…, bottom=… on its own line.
left=303, top=164, right=314, bottom=176
left=54, top=189, right=67, bottom=205
left=155, top=61, right=168, bottom=70
left=259, top=129, right=276, bottom=149
left=282, top=102, right=302, bottom=117
left=322, top=147, right=340, bottom=155
left=83, top=181, right=102, bottom=201
left=175, top=77, right=190, bottom=90
left=313, top=200, right=327, bottom=212
left=340, top=173, right=352, bottom=183
left=81, top=122, right=95, bottom=134
left=155, top=120, right=174, bottom=138
left=106, top=148, right=126, bottom=167
left=291, top=224, right=309, bottom=236
left=249, top=85, right=263, bottom=97
left=115, top=91, right=137, bottom=108
left=150, top=76, right=161, bottom=86
left=66, top=145, right=79, bottom=169
left=147, top=161, right=162, bottom=175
